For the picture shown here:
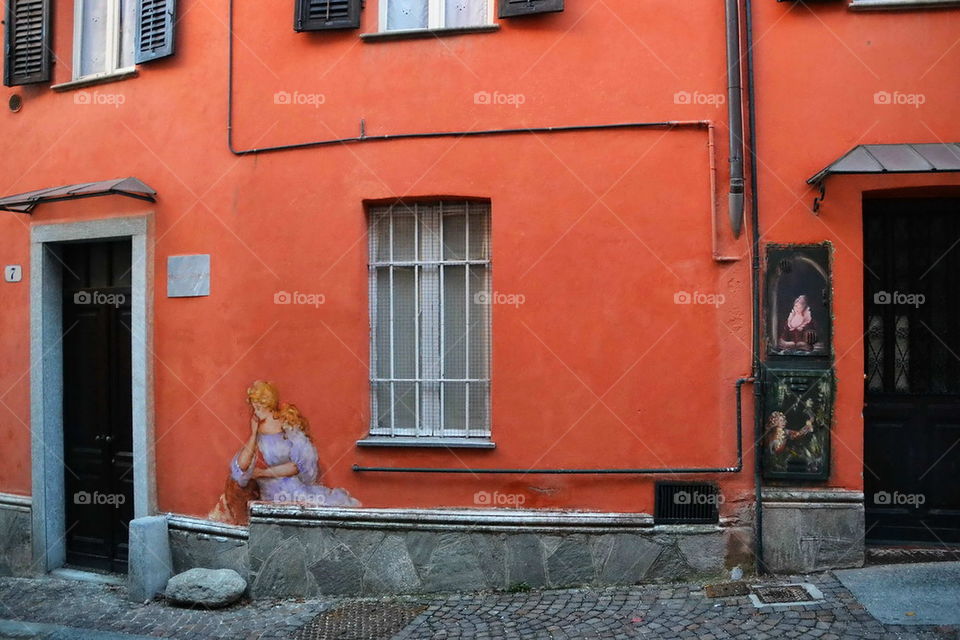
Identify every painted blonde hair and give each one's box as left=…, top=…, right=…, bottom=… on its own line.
left=247, top=380, right=280, bottom=414
left=767, top=411, right=787, bottom=430
left=278, top=402, right=311, bottom=440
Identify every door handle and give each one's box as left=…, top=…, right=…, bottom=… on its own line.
left=94, top=434, right=113, bottom=444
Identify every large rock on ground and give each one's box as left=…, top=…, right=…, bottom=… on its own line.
left=164, top=568, right=247, bottom=607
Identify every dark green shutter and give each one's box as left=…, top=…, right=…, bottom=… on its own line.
left=136, top=0, right=176, bottom=64
left=295, top=0, right=361, bottom=31
left=498, top=0, right=563, bottom=18
left=3, top=0, right=52, bottom=87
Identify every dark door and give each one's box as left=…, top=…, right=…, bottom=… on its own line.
left=61, top=240, right=134, bottom=572
left=864, top=198, right=960, bottom=545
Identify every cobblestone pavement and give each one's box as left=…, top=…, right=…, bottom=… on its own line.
left=0, top=571, right=957, bottom=640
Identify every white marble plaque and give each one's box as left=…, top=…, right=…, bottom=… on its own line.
left=167, top=255, right=210, bottom=297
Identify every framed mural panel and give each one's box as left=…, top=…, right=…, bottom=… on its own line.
left=762, top=367, right=834, bottom=481
left=765, top=244, right=832, bottom=358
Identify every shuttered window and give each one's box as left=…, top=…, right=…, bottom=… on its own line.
left=71, top=0, right=175, bottom=80
left=3, top=0, right=53, bottom=87
left=368, top=202, right=492, bottom=440
left=380, top=0, right=491, bottom=31
left=295, top=0, right=362, bottom=31
left=498, top=0, right=563, bottom=18
left=135, top=0, right=176, bottom=63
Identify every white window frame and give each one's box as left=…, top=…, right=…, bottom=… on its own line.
left=367, top=202, right=492, bottom=442
left=72, top=0, right=136, bottom=81
left=378, top=0, right=494, bottom=32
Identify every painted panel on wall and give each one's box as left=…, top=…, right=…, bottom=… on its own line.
left=209, top=381, right=360, bottom=526
left=763, top=368, right=833, bottom=481
left=765, top=244, right=832, bottom=358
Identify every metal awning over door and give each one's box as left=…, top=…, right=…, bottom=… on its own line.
left=808, top=143, right=960, bottom=185
left=0, top=177, right=156, bottom=213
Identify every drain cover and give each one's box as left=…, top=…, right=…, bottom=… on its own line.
left=294, top=602, right=427, bottom=640
left=704, top=581, right=750, bottom=598
left=752, top=584, right=815, bottom=604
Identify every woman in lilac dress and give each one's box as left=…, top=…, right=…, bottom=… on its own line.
left=231, top=381, right=359, bottom=508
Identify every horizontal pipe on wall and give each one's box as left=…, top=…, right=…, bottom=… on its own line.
left=229, top=119, right=713, bottom=156
left=353, top=466, right=741, bottom=474
left=352, top=377, right=754, bottom=475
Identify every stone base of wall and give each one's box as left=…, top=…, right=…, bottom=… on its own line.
left=0, top=494, right=33, bottom=577
left=167, top=516, right=250, bottom=583
left=248, top=505, right=732, bottom=598
left=761, top=489, right=864, bottom=573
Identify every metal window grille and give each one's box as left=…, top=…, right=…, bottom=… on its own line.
left=368, top=201, right=491, bottom=439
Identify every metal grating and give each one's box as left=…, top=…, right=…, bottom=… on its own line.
left=294, top=602, right=427, bottom=640
left=752, top=585, right=815, bottom=604
left=654, top=482, right=720, bottom=525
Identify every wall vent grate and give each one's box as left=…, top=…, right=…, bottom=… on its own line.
left=654, top=482, right=720, bottom=525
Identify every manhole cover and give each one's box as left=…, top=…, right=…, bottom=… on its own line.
left=294, top=602, right=427, bottom=640
left=752, top=584, right=815, bottom=604
left=704, top=581, right=750, bottom=598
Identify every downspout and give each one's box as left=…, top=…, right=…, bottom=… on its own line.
left=744, top=0, right=766, bottom=575
left=725, top=0, right=746, bottom=238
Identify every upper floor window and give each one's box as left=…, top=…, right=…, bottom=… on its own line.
left=367, top=201, right=492, bottom=443
left=381, top=0, right=491, bottom=31
left=73, top=0, right=137, bottom=81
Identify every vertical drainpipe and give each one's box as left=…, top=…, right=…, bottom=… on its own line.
left=743, top=0, right=766, bottom=575
left=725, top=0, right=746, bottom=238
left=726, top=0, right=764, bottom=573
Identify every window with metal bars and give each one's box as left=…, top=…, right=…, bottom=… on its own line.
left=368, top=201, right=492, bottom=441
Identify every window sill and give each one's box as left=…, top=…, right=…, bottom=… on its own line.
left=51, top=68, right=138, bottom=93
left=360, top=24, right=500, bottom=42
left=849, top=0, right=960, bottom=9
left=357, top=436, right=496, bottom=449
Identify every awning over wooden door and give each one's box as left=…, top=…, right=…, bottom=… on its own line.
left=0, top=177, right=156, bottom=213
left=808, top=143, right=960, bottom=185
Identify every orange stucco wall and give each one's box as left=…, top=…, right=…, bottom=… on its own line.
left=0, top=0, right=957, bottom=519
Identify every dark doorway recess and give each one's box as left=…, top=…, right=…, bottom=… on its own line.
left=61, top=240, right=134, bottom=572
left=864, top=198, right=960, bottom=545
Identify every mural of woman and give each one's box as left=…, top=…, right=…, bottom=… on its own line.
left=209, top=380, right=359, bottom=526
left=778, top=294, right=821, bottom=352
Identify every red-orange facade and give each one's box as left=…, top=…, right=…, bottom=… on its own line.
left=0, top=0, right=957, bottom=584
